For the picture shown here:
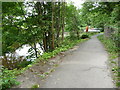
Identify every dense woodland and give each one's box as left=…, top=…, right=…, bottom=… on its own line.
left=1, top=1, right=120, bottom=89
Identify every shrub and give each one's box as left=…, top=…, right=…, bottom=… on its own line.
left=31, top=84, right=39, bottom=88
left=98, top=35, right=118, bottom=59
left=81, top=34, right=89, bottom=39
left=1, top=67, right=20, bottom=90
left=1, top=54, right=30, bottom=70
left=17, top=60, right=32, bottom=69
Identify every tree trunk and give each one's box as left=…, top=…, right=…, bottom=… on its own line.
left=62, top=1, right=65, bottom=41
left=56, top=2, right=61, bottom=46
left=43, top=32, right=47, bottom=52
left=51, top=2, right=55, bottom=50
left=33, top=43, right=38, bottom=58
left=76, top=30, right=80, bottom=39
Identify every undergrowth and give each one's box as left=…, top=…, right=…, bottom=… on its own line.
left=0, top=68, right=20, bottom=90
left=97, top=34, right=119, bottom=87
left=35, top=36, right=87, bottom=63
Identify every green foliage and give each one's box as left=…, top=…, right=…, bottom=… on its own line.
left=98, top=35, right=119, bottom=87
left=65, top=4, right=81, bottom=38
left=1, top=68, right=20, bottom=90
left=3, top=1, right=119, bottom=87
left=17, top=60, right=32, bottom=69
left=81, top=34, right=89, bottom=39
left=80, top=32, right=98, bottom=39
left=1, top=54, right=32, bottom=70
left=36, top=36, right=86, bottom=63
left=111, top=32, right=120, bottom=51
left=31, top=84, right=39, bottom=88
left=41, top=52, right=55, bottom=60
left=98, top=35, right=118, bottom=59
left=81, top=2, right=120, bottom=28
left=116, top=82, right=120, bottom=87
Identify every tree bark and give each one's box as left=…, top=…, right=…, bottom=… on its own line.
left=33, top=43, right=38, bottom=58
left=56, top=2, right=61, bottom=46
left=62, top=1, right=65, bottom=41
left=43, top=32, right=47, bottom=52
left=51, top=2, right=55, bottom=50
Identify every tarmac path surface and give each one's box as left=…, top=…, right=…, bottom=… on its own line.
left=41, top=34, right=115, bottom=88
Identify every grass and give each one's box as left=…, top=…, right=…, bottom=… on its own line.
left=97, top=34, right=119, bottom=87
left=97, top=35, right=118, bottom=59
left=31, top=84, right=40, bottom=88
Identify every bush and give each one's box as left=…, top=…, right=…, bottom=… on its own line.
left=98, top=35, right=118, bottom=59
left=1, top=67, right=20, bottom=90
left=17, top=60, right=32, bottom=69
left=1, top=54, right=30, bottom=70
left=111, top=32, right=120, bottom=51
left=81, top=34, right=89, bottom=39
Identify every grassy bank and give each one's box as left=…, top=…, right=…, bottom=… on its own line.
left=97, top=34, right=119, bottom=87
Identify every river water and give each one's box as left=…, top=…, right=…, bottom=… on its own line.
left=15, top=43, right=43, bottom=60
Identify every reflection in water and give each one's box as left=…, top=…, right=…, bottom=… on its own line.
left=15, top=44, right=30, bottom=57
left=1, top=43, right=44, bottom=69
left=15, top=43, right=43, bottom=59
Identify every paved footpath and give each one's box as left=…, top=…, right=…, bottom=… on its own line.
left=41, top=34, right=115, bottom=88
